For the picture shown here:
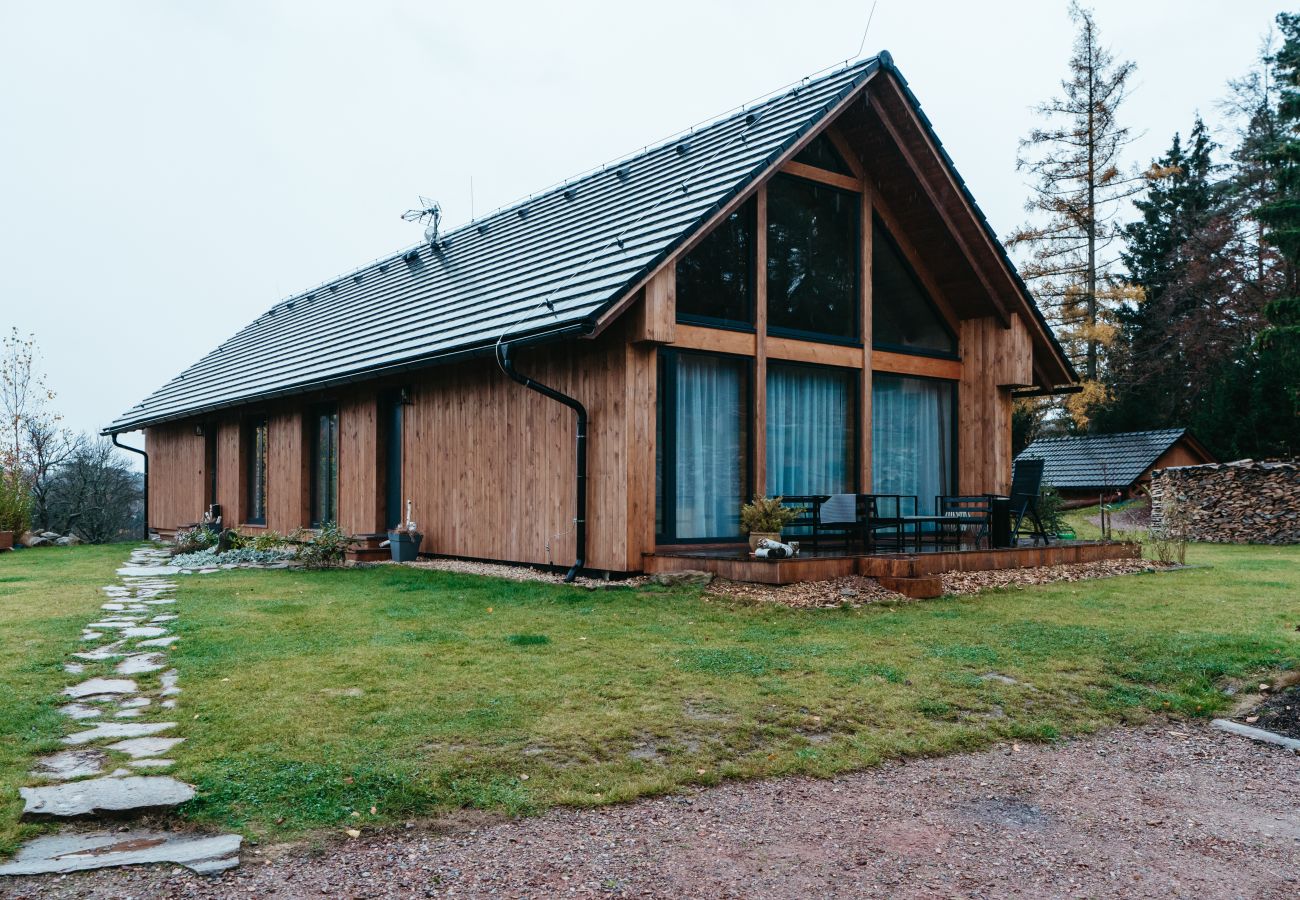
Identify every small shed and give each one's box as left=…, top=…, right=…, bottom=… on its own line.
left=1017, top=428, right=1215, bottom=503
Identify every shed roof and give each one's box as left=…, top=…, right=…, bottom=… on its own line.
left=1017, top=429, right=1195, bottom=490
left=107, top=53, right=1070, bottom=434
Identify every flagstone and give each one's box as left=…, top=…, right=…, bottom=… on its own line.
left=58, top=703, right=103, bottom=720
left=108, top=737, right=184, bottom=758
left=63, top=678, right=137, bottom=699
left=61, top=722, right=176, bottom=746
left=30, top=750, right=109, bottom=781
left=115, top=653, right=166, bottom=675
left=19, top=775, right=194, bottom=818
left=0, top=830, right=239, bottom=876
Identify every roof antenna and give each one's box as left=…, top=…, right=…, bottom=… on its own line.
left=852, top=1, right=879, bottom=61
left=402, top=196, right=443, bottom=245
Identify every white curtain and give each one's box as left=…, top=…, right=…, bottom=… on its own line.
left=674, top=354, right=746, bottom=538
left=767, top=364, right=852, bottom=496
left=871, top=375, right=953, bottom=514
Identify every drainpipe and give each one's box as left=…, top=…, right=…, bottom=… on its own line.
left=497, top=342, right=587, bottom=582
left=111, top=433, right=149, bottom=541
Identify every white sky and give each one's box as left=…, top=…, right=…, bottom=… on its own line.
left=0, top=0, right=1278, bottom=446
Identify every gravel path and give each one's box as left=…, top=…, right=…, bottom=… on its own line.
left=6, top=721, right=1296, bottom=898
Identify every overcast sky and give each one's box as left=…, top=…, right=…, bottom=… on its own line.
left=0, top=0, right=1280, bottom=446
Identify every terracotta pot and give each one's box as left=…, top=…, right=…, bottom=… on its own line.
left=0, top=531, right=13, bottom=551
left=748, top=531, right=780, bottom=552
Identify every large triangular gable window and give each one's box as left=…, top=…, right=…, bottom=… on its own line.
left=793, top=133, right=854, bottom=177
left=872, top=218, right=956, bottom=356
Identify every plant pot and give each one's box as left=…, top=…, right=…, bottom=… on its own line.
left=388, top=530, right=423, bottom=562
left=0, top=531, right=13, bottom=552
left=748, top=531, right=780, bottom=552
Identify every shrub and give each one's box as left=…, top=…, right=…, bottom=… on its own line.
left=173, top=526, right=215, bottom=555
left=1038, top=483, right=1067, bottom=536
left=172, top=547, right=294, bottom=568
left=292, top=522, right=352, bottom=569
left=740, top=496, right=800, bottom=534
left=0, top=468, right=31, bottom=534
left=249, top=529, right=287, bottom=552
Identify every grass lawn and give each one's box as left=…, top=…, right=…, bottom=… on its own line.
left=1, top=541, right=1297, bottom=851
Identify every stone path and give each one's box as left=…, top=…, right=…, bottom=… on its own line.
left=0, top=546, right=241, bottom=878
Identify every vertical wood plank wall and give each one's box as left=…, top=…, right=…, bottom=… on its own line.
left=958, top=314, right=1032, bottom=495
left=267, top=409, right=307, bottom=532
left=338, top=392, right=382, bottom=535
left=144, top=424, right=206, bottom=529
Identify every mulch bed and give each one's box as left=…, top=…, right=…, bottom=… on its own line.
left=1236, top=683, right=1300, bottom=740
left=939, top=558, right=1170, bottom=595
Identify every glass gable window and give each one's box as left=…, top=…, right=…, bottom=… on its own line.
left=793, top=133, right=854, bottom=176
left=310, top=405, right=340, bottom=527
left=871, top=374, right=955, bottom=514
left=675, top=197, right=755, bottom=327
left=766, top=363, right=854, bottom=496
left=767, top=174, right=859, bottom=341
left=872, top=220, right=956, bottom=355
left=656, top=351, right=750, bottom=541
left=245, top=417, right=268, bottom=525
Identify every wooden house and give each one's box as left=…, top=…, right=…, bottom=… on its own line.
left=1017, top=428, right=1215, bottom=504
left=106, top=53, right=1077, bottom=578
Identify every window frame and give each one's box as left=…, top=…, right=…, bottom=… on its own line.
left=655, top=347, right=755, bottom=545
left=870, top=216, right=959, bottom=360
left=765, top=172, right=863, bottom=345
left=764, top=359, right=860, bottom=497
left=309, top=404, right=340, bottom=528
left=674, top=196, right=758, bottom=332
left=869, top=371, right=959, bottom=511
left=243, top=414, right=269, bottom=526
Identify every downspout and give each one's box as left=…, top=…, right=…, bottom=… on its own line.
left=497, top=342, right=587, bottom=582
left=111, top=432, right=149, bottom=541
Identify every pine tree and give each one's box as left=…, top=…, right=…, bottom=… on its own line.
left=1008, top=2, right=1141, bottom=427
left=1256, top=11, right=1300, bottom=420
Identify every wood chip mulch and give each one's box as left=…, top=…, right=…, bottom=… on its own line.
left=939, top=557, right=1170, bottom=595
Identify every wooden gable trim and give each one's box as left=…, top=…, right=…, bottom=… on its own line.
left=778, top=160, right=861, bottom=192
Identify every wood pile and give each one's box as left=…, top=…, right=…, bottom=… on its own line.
left=1151, top=460, right=1300, bottom=545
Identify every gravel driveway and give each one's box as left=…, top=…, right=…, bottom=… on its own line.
left=5, top=722, right=1297, bottom=899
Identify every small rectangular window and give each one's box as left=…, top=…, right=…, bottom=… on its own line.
left=675, top=196, right=755, bottom=328
left=245, top=417, right=268, bottom=526
left=767, top=174, right=860, bottom=341
left=310, top=406, right=339, bottom=527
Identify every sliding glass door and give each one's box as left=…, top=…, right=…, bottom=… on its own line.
left=656, top=350, right=750, bottom=542
left=766, top=362, right=854, bottom=496
left=871, top=374, right=955, bottom=514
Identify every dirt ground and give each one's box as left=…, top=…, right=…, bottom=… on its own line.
left=5, top=721, right=1297, bottom=899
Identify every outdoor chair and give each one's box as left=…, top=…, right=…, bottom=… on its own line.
left=936, top=495, right=995, bottom=548
left=1009, top=457, right=1050, bottom=545
left=811, top=493, right=864, bottom=552
left=863, top=493, right=917, bottom=552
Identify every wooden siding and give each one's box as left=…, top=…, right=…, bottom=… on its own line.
left=267, top=409, right=308, bottom=532
left=145, top=423, right=206, bottom=529
left=338, top=392, right=383, bottom=535
left=958, top=314, right=1032, bottom=495
left=216, top=419, right=244, bottom=526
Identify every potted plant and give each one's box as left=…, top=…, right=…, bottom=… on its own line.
left=740, top=496, right=799, bottom=552
left=388, top=500, right=423, bottom=562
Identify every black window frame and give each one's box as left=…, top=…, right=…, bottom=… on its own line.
left=380, top=390, right=405, bottom=530
left=655, top=348, right=754, bottom=545
left=243, top=414, right=269, bottom=526
left=870, top=216, right=959, bottom=360
left=309, top=403, right=340, bottom=528
left=765, top=172, right=862, bottom=345
left=674, top=196, right=758, bottom=332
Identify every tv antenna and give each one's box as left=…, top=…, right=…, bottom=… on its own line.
left=402, top=196, right=443, bottom=245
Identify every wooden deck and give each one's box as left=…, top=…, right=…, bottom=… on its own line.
left=643, top=541, right=1142, bottom=598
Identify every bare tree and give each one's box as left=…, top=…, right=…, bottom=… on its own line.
left=25, top=418, right=85, bottom=531
left=46, top=438, right=141, bottom=544
left=1008, top=2, right=1142, bottom=425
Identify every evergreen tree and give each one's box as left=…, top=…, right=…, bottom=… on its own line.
left=1009, top=2, right=1141, bottom=427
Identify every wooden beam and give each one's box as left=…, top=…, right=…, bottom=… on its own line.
left=779, top=160, right=861, bottom=193
left=872, top=350, right=961, bottom=380
left=860, top=180, right=874, bottom=493
left=869, top=90, right=1011, bottom=327
left=670, top=323, right=756, bottom=356
left=766, top=336, right=861, bottom=369
left=631, top=270, right=676, bottom=344
left=827, top=124, right=867, bottom=180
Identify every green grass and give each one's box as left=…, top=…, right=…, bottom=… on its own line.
left=1, top=541, right=1297, bottom=850
left=0, top=543, right=141, bottom=854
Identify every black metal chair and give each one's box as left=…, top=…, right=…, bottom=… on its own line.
left=863, top=493, right=917, bottom=552
left=1009, top=457, right=1050, bottom=545
left=936, top=495, right=995, bottom=548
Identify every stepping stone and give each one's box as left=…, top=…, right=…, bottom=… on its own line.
left=80, top=632, right=103, bottom=641
left=58, top=703, right=103, bottom=720
left=74, top=641, right=127, bottom=661
left=114, top=709, right=144, bottom=718
left=119, top=697, right=151, bottom=708
left=116, top=565, right=179, bottom=577
left=30, top=749, right=108, bottom=781
left=141, top=598, right=176, bottom=606
left=62, top=721, right=176, bottom=746
left=0, top=829, right=240, bottom=875
left=63, top=662, right=85, bottom=675
left=160, top=699, right=177, bottom=709
left=115, top=653, right=165, bottom=675
left=63, top=678, right=137, bottom=699
left=108, top=737, right=184, bottom=758
left=86, top=622, right=141, bottom=631
left=160, top=670, right=180, bottom=696
left=120, top=626, right=167, bottom=639
left=18, top=776, right=195, bottom=819
left=136, top=635, right=178, bottom=648
left=149, top=614, right=179, bottom=623
left=101, top=603, right=125, bottom=611
left=129, top=759, right=174, bottom=769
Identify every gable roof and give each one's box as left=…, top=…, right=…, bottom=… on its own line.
left=1017, top=429, right=1200, bottom=490
left=106, top=53, right=1070, bottom=434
